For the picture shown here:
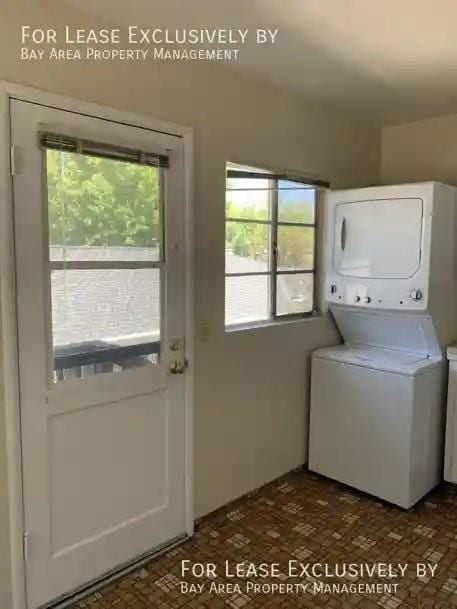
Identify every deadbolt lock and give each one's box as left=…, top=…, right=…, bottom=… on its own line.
left=169, top=338, right=182, bottom=352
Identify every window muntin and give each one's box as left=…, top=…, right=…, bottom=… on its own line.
left=45, top=147, right=163, bottom=381
left=225, top=166, right=322, bottom=326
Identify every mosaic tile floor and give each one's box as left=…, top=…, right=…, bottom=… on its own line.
left=72, top=469, right=457, bottom=609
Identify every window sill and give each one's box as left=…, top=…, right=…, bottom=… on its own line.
left=225, top=312, right=325, bottom=334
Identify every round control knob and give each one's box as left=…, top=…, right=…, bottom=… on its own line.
left=354, top=295, right=361, bottom=303
left=410, top=289, right=423, bottom=301
left=362, top=296, right=371, bottom=304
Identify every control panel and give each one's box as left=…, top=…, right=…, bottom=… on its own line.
left=327, top=281, right=427, bottom=310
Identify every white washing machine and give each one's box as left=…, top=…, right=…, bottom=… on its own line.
left=309, top=344, right=444, bottom=508
left=309, top=182, right=457, bottom=508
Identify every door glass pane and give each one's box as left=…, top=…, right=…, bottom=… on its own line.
left=46, top=148, right=161, bottom=382
left=226, top=178, right=270, bottom=220
left=225, top=221, right=269, bottom=273
left=51, top=269, right=160, bottom=381
left=278, top=181, right=316, bottom=224
left=276, top=273, right=314, bottom=316
left=46, top=150, right=160, bottom=261
left=277, top=226, right=315, bottom=271
left=225, top=275, right=269, bottom=325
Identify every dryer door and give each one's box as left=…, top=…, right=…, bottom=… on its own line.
left=333, top=198, right=423, bottom=279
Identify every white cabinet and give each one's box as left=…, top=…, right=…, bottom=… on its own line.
left=333, top=198, right=423, bottom=279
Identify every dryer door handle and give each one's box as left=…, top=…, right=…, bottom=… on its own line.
left=340, top=217, right=347, bottom=251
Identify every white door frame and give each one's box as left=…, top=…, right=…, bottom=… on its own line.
left=0, top=81, right=195, bottom=609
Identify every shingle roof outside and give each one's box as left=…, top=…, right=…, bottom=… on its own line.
left=51, top=247, right=311, bottom=348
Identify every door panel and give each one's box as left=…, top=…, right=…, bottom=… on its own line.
left=11, top=99, right=188, bottom=608
left=49, top=392, right=168, bottom=555
left=333, top=198, right=423, bottom=279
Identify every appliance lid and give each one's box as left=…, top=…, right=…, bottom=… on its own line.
left=313, top=344, right=441, bottom=376
left=330, top=306, right=442, bottom=358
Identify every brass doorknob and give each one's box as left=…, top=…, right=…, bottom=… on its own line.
left=169, top=358, right=189, bottom=374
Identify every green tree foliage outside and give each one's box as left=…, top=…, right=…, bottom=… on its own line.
left=226, top=198, right=269, bottom=263
left=47, top=153, right=313, bottom=269
left=46, top=150, right=160, bottom=247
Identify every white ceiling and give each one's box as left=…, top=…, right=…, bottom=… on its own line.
left=66, top=0, right=457, bottom=125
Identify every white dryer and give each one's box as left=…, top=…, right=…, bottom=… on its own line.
left=309, top=182, right=457, bottom=508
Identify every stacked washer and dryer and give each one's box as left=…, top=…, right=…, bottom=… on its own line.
left=308, top=182, right=457, bottom=509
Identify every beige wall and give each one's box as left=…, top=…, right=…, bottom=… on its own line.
left=381, top=113, right=457, bottom=185
left=0, top=2, right=380, bottom=607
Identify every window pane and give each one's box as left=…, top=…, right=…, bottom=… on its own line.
left=51, top=268, right=160, bottom=381
left=226, top=178, right=270, bottom=220
left=46, top=150, right=160, bottom=262
left=276, top=273, right=314, bottom=316
left=225, top=275, right=269, bottom=325
left=226, top=176, right=270, bottom=190
left=278, top=181, right=316, bottom=224
left=226, top=221, right=269, bottom=273
left=277, top=226, right=314, bottom=271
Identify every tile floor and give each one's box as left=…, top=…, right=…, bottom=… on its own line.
left=72, top=469, right=457, bottom=609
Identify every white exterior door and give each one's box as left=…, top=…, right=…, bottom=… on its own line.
left=333, top=198, right=423, bottom=279
left=10, top=99, right=189, bottom=608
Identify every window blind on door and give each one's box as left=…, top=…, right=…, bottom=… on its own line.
left=39, top=132, right=169, bottom=168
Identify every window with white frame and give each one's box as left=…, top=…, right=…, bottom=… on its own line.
left=225, top=164, right=327, bottom=326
